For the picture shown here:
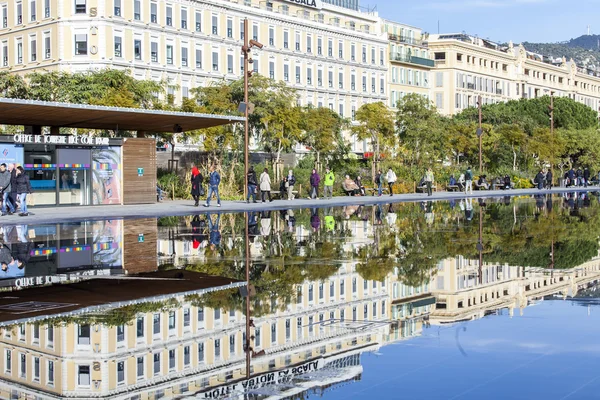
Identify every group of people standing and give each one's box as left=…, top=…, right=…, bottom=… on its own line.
left=534, top=169, right=554, bottom=190
left=189, top=164, right=405, bottom=207
left=0, top=163, right=32, bottom=217
left=564, top=167, right=592, bottom=188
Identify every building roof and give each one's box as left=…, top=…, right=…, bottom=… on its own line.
left=0, top=270, right=244, bottom=326
left=0, top=98, right=245, bottom=133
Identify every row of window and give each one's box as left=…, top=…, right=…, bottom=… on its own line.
left=297, top=278, right=386, bottom=303
left=5, top=324, right=54, bottom=348
left=455, top=73, right=511, bottom=96
left=4, top=350, right=54, bottom=385
left=391, top=67, right=430, bottom=87
left=1, top=0, right=51, bottom=28
left=1, top=33, right=51, bottom=66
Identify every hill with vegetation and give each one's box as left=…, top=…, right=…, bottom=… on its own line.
left=522, top=34, right=600, bottom=69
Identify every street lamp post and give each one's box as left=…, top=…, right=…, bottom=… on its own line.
left=240, top=18, right=262, bottom=380
left=549, top=92, right=554, bottom=174
left=476, top=95, right=483, bottom=173
left=241, top=18, right=263, bottom=200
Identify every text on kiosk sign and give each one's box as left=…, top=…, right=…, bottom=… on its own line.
left=13, top=134, right=109, bottom=146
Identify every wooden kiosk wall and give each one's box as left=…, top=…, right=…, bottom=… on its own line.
left=122, top=138, right=157, bottom=204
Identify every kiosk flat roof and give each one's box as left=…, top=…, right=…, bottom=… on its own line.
left=0, top=98, right=245, bottom=132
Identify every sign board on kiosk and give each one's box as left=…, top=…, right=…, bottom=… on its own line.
left=13, top=134, right=110, bottom=146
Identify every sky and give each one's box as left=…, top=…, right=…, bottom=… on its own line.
left=324, top=300, right=600, bottom=399
left=371, top=0, right=600, bottom=44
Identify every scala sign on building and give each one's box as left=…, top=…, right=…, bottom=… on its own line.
left=13, top=134, right=110, bottom=146
left=285, top=0, right=323, bottom=9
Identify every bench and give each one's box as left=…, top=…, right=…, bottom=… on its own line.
left=366, top=187, right=389, bottom=196
left=447, top=184, right=459, bottom=192
left=416, top=184, right=437, bottom=193
left=271, top=190, right=298, bottom=200
left=474, top=181, right=490, bottom=190
left=342, top=182, right=360, bottom=196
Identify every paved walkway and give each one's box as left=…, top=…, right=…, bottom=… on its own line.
left=9, top=186, right=598, bottom=225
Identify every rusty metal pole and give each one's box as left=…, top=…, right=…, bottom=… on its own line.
left=478, top=205, right=483, bottom=285
left=244, top=212, right=251, bottom=379
left=243, top=18, right=250, bottom=201
left=550, top=92, right=554, bottom=175
left=243, top=18, right=251, bottom=379
left=478, top=95, right=482, bottom=173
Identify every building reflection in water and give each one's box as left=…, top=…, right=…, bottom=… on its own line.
left=0, top=194, right=600, bottom=398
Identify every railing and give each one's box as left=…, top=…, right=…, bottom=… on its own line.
left=388, top=34, right=423, bottom=46
left=389, top=52, right=434, bottom=67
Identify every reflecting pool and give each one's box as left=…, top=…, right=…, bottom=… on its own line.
left=1, top=192, right=600, bottom=399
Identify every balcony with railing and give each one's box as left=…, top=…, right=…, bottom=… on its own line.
left=388, top=34, right=423, bottom=46
left=389, top=52, right=434, bottom=68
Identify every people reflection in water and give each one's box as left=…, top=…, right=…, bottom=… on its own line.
left=191, top=215, right=205, bottom=250
left=285, top=209, right=296, bottom=232
left=424, top=201, right=434, bottom=226
left=247, top=212, right=259, bottom=241
left=546, top=194, right=553, bottom=212
left=375, top=204, right=383, bottom=225
left=535, top=194, right=544, bottom=212
left=310, top=208, right=320, bottom=232
left=260, top=211, right=271, bottom=237
left=464, top=198, right=474, bottom=221
left=386, top=204, right=397, bottom=226
left=324, top=208, right=335, bottom=232
left=0, top=241, right=23, bottom=279
left=207, top=213, right=221, bottom=250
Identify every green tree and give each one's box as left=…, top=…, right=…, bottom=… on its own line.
left=300, top=106, right=345, bottom=168
left=352, top=102, right=395, bottom=175
left=496, top=124, right=527, bottom=171
left=0, top=72, right=28, bottom=98
left=396, top=93, right=445, bottom=166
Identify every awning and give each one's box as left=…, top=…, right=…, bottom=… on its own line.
left=0, top=98, right=245, bottom=133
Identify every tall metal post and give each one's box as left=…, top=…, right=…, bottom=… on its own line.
left=550, top=92, right=554, bottom=174
left=478, top=205, right=483, bottom=285
left=244, top=212, right=251, bottom=379
left=478, top=95, right=482, bottom=173
left=243, top=18, right=249, bottom=200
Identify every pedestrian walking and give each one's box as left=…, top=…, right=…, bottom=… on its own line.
left=14, top=167, right=32, bottom=217
left=246, top=166, right=258, bottom=203
left=535, top=170, right=544, bottom=190
left=374, top=170, right=383, bottom=196
left=259, top=168, right=272, bottom=202
left=567, top=167, right=575, bottom=187
left=204, top=165, right=221, bottom=207
left=309, top=168, right=320, bottom=199
left=424, top=167, right=434, bottom=196
left=584, top=167, right=590, bottom=188
left=545, top=170, right=553, bottom=190
left=386, top=168, right=397, bottom=196
left=190, top=166, right=203, bottom=207
left=465, top=166, right=474, bottom=194
left=323, top=167, right=335, bottom=199
left=0, top=164, right=15, bottom=216
left=286, top=170, right=296, bottom=200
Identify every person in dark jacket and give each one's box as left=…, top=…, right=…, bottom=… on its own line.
left=503, top=175, right=511, bottom=190
left=246, top=166, right=258, bottom=204
left=0, top=164, right=15, bottom=216
left=190, top=166, right=203, bottom=207
left=583, top=167, right=590, bottom=188
left=309, top=169, right=320, bottom=199
left=567, top=168, right=575, bottom=186
left=545, top=170, right=553, bottom=190
left=14, top=166, right=32, bottom=216
left=535, top=170, right=544, bottom=190
left=576, top=168, right=583, bottom=186
left=355, top=176, right=365, bottom=196
left=204, top=165, right=221, bottom=207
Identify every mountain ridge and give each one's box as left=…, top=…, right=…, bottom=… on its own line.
left=522, top=34, right=600, bottom=70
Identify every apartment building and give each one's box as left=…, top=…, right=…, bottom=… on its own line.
left=0, top=266, right=389, bottom=399
left=430, top=254, right=600, bottom=324
left=0, top=0, right=388, bottom=152
left=427, top=33, right=600, bottom=115
left=382, top=20, right=433, bottom=109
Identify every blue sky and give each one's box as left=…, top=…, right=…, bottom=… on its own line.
left=373, top=0, right=600, bottom=44
left=323, top=301, right=600, bottom=399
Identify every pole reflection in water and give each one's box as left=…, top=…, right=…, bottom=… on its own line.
left=245, top=211, right=251, bottom=379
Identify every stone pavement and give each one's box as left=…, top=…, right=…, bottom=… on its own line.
left=8, top=186, right=598, bottom=225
